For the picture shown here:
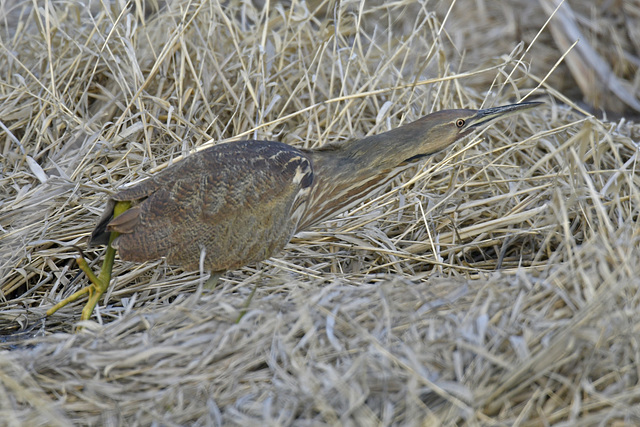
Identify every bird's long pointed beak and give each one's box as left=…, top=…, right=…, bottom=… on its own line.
left=467, top=101, right=543, bottom=130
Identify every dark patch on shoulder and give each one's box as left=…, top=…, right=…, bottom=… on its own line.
left=281, top=156, right=314, bottom=188
left=300, top=170, right=313, bottom=188
left=280, top=156, right=302, bottom=172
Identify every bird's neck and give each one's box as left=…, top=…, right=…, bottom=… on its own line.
left=297, top=128, right=429, bottom=231
left=315, top=121, right=435, bottom=178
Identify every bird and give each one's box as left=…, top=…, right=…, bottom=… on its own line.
left=46, top=102, right=542, bottom=320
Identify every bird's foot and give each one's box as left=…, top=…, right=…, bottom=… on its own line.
left=46, top=256, right=111, bottom=320
left=46, top=201, right=130, bottom=321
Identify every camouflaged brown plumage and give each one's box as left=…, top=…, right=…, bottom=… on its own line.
left=93, top=141, right=314, bottom=271
left=47, top=102, right=542, bottom=320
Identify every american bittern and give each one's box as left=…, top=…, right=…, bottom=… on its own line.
left=47, top=102, right=541, bottom=320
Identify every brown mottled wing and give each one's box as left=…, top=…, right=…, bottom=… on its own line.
left=93, top=140, right=314, bottom=271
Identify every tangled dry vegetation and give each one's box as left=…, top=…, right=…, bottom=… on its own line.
left=2, top=0, right=640, bottom=425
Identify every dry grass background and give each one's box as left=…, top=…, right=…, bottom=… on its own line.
left=1, top=0, right=640, bottom=425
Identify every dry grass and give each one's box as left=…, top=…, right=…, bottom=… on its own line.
left=1, top=0, right=640, bottom=425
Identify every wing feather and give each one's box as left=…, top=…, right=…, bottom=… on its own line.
left=94, top=140, right=314, bottom=271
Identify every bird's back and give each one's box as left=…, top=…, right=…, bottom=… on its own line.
left=95, top=141, right=314, bottom=271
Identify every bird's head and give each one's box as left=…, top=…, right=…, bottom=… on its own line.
left=404, top=101, right=543, bottom=158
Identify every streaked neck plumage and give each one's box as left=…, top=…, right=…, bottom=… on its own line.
left=295, top=102, right=542, bottom=231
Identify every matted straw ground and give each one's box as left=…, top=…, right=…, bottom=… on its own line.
left=2, top=1, right=640, bottom=425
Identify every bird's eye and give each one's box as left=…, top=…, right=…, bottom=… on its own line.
left=456, top=119, right=465, bottom=128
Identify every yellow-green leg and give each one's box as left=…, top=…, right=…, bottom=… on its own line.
left=47, top=201, right=131, bottom=320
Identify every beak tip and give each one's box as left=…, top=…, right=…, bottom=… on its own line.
left=470, top=101, right=543, bottom=129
